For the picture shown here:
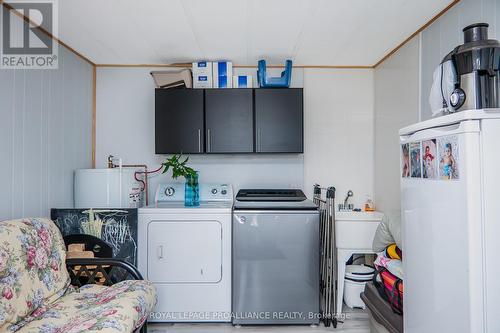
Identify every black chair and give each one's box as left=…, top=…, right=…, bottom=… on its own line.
left=63, top=234, right=147, bottom=333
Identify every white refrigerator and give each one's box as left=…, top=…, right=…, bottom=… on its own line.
left=399, top=109, right=500, bottom=333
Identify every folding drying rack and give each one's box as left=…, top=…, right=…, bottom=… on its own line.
left=313, top=184, right=337, bottom=328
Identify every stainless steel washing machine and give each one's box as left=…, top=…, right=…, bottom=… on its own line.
left=232, top=189, right=320, bottom=325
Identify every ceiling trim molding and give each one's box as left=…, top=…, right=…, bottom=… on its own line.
left=1, top=1, right=95, bottom=66
left=95, top=63, right=374, bottom=69
left=373, top=0, right=460, bottom=68
left=1, top=0, right=97, bottom=168
left=93, top=1, right=460, bottom=70
left=1, top=0, right=460, bottom=70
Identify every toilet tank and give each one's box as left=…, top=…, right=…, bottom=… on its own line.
left=74, top=168, right=143, bottom=208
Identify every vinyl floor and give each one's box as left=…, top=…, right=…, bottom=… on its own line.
left=148, top=307, right=370, bottom=333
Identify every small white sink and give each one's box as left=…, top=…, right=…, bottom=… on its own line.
left=335, top=211, right=384, bottom=222
left=335, top=211, right=384, bottom=250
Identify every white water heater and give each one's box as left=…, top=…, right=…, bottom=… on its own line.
left=74, top=168, right=143, bottom=208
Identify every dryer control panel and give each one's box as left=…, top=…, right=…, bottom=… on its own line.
left=155, top=183, right=233, bottom=203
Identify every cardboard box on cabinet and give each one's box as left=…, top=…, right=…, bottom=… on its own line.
left=213, top=61, right=233, bottom=88
left=233, top=75, right=253, bottom=88
left=192, top=61, right=213, bottom=88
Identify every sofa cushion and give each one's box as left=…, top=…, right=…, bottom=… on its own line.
left=0, top=218, right=71, bottom=330
left=9, top=280, right=156, bottom=333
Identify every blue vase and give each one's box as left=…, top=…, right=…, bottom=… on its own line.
left=185, top=173, right=200, bottom=207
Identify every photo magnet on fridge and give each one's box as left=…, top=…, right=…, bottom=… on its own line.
left=410, top=142, right=422, bottom=178
left=422, top=139, right=437, bottom=179
left=438, top=135, right=459, bottom=180
left=401, top=143, right=410, bottom=178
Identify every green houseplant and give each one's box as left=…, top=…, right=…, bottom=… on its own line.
left=161, top=154, right=199, bottom=206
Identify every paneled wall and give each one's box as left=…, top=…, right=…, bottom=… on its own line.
left=374, top=38, right=420, bottom=217
left=96, top=67, right=376, bottom=205
left=420, top=0, right=500, bottom=120
left=372, top=0, right=500, bottom=215
left=303, top=68, right=375, bottom=208
left=0, top=46, right=93, bottom=220
left=96, top=67, right=305, bottom=200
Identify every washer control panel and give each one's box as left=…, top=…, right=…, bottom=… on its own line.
left=155, top=183, right=233, bottom=203
left=207, top=184, right=232, bottom=200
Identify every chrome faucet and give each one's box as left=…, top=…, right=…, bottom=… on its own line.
left=344, top=190, right=353, bottom=207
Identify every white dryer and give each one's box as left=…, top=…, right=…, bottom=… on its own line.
left=138, top=183, right=233, bottom=322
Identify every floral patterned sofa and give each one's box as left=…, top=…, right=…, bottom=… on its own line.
left=0, top=218, right=156, bottom=333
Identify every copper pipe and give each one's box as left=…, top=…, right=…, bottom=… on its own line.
left=121, top=164, right=148, bottom=206
left=107, top=156, right=149, bottom=206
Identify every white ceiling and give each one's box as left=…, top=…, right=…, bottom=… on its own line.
left=57, top=0, right=454, bottom=66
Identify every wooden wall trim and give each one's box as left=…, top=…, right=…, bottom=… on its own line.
left=1, top=1, right=97, bottom=167
left=96, top=63, right=374, bottom=69
left=374, top=0, right=460, bottom=68
left=92, top=65, right=96, bottom=168
left=1, top=1, right=95, bottom=66
left=2, top=0, right=459, bottom=70
left=1, top=0, right=460, bottom=171
left=93, top=1, right=460, bottom=70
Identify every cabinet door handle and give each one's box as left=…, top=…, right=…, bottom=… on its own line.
left=157, top=245, right=164, bottom=259
left=257, top=129, right=262, bottom=152
left=207, top=129, right=211, bottom=152
left=198, top=129, right=201, bottom=152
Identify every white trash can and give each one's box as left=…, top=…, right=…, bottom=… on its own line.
left=344, top=264, right=375, bottom=309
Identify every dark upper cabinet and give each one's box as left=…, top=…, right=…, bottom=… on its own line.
left=155, top=89, right=204, bottom=154
left=255, top=89, right=304, bottom=153
left=205, top=89, right=254, bottom=153
left=155, top=88, right=304, bottom=154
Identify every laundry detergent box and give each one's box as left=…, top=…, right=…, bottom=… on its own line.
left=212, top=61, right=233, bottom=77
left=192, top=61, right=213, bottom=88
left=193, top=74, right=213, bottom=88
left=233, top=75, right=253, bottom=88
left=213, top=74, right=233, bottom=88
left=192, top=61, right=212, bottom=75
left=212, top=61, right=233, bottom=88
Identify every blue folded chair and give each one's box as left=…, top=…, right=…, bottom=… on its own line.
left=257, top=59, right=292, bottom=88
